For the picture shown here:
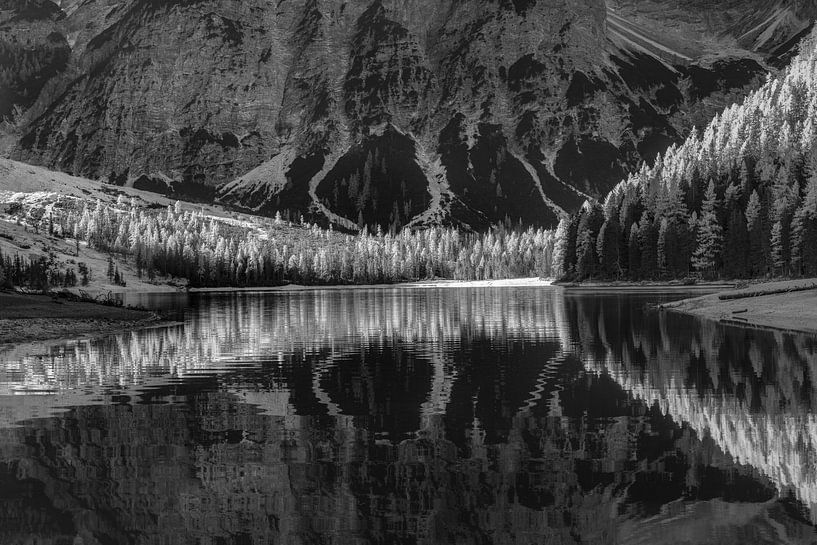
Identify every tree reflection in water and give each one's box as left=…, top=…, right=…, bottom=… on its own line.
left=0, top=288, right=815, bottom=544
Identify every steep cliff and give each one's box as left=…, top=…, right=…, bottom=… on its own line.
left=7, top=0, right=816, bottom=229
left=0, top=0, right=70, bottom=120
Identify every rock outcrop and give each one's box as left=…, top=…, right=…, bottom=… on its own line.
left=7, top=0, right=816, bottom=229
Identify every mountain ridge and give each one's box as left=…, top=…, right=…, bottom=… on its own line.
left=3, top=0, right=815, bottom=230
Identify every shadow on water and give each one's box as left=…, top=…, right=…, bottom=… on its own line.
left=0, top=288, right=816, bottom=544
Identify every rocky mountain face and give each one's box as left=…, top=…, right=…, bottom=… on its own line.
left=0, top=0, right=70, bottom=120
left=5, top=0, right=816, bottom=230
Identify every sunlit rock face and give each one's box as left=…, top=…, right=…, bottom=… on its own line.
left=8, top=0, right=814, bottom=228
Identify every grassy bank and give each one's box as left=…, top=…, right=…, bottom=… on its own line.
left=0, top=291, right=160, bottom=345
left=662, top=279, right=817, bottom=334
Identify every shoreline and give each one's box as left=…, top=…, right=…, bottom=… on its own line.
left=186, top=277, right=555, bottom=293
left=122, top=277, right=734, bottom=296
left=556, top=279, right=737, bottom=292
left=0, top=292, right=163, bottom=345
left=662, top=279, right=817, bottom=335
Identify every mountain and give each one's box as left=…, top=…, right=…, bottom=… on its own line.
left=0, top=0, right=70, bottom=121
left=4, top=0, right=816, bottom=230
left=554, top=26, right=817, bottom=280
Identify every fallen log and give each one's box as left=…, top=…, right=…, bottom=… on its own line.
left=718, top=283, right=817, bottom=301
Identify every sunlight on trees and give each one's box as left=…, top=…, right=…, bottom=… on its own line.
left=555, top=29, right=817, bottom=281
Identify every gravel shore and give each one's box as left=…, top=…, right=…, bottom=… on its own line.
left=664, top=279, right=817, bottom=334
left=0, top=292, right=159, bottom=344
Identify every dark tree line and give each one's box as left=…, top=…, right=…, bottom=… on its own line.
left=0, top=247, right=81, bottom=291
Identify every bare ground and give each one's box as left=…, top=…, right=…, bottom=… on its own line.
left=0, top=292, right=159, bottom=344
left=664, top=279, right=817, bottom=334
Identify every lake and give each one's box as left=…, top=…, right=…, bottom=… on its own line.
left=0, top=287, right=816, bottom=544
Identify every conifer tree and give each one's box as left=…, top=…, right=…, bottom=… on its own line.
left=627, top=224, right=640, bottom=279
left=576, top=229, right=596, bottom=280
left=563, top=214, right=580, bottom=278
left=692, top=181, right=723, bottom=276
left=745, top=190, right=767, bottom=277
left=638, top=218, right=658, bottom=279
left=770, top=220, right=786, bottom=276
left=597, top=216, right=621, bottom=278
left=724, top=205, right=750, bottom=278
left=575, top=205, right=604, bottom=280
left=664, top=189, right=693, bottom=277
left=791, top=177, right=817, bottom=276
left=552, top=218, right=570, bottom=279
left=657, top=218, right=670, bottom=277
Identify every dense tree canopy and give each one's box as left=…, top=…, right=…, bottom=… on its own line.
left=555, top=30, right=817, bottom=281
left=16, top=198, right=558, bottom=288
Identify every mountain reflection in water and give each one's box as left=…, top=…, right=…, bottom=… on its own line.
left=0, top=288, right=815, bottom=545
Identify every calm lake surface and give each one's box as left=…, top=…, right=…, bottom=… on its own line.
left=1, top=287, right=816, bottom=544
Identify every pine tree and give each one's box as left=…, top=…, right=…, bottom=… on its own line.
left=563, top=215, right=580, bottom=278
left=692, top=181, right=723, bottom=276
left=791, top=176, right=817, bottom=276
left=663, top=188, right=693, bottom=277
left=657, top=218, right=670, bottom=277
left=596, top=216, right=621, bottom=278
left=638, top=218, right=658, bottom=279
left=576, top=229, right=596, bottom=280
left=769, top=175, right=801, bottom=276
left=551, top=217, right=570, bottom=279
left=745, top=190, right=767, bottom=277
left=78, top=262, right=90, bottom=286
left=723, top=205, right=750, bottom=278
left=575, top=205, right=604, bottom=280
left=627, top=224, right=640, bottom=279
left=770, top=220, right=786, bottom=275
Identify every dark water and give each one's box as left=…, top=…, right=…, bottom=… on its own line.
left=1, top=287, right=817, bottom=545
